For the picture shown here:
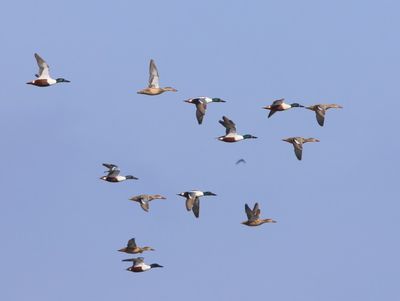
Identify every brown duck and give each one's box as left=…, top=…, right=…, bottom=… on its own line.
left=118, top=238, right=154, bottom=254
left=129, top=194, right=166, bottom=212
left=242, top=203, right=277, bottom=226
left=137, top=59, right=177, bottom=95
left=282, top=137, right=320, bottom=160
left=306, top=104, right=343, bottom=126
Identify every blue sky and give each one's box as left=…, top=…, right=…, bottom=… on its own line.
left=0, top=0, right=399, bottom=300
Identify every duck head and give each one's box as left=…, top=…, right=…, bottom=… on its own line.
left=212, top=98, right=226, bottom=103
left=203, top=191, right=217, bottom=196
left=150, top=263, right=163, bottom=268
left=99, top=176, right=107, bottom=181
left=243, top=134, right=257, bottom=140
left=290, top=103, right=304, bottom=108
left=56, top=78, right=70, bottom=83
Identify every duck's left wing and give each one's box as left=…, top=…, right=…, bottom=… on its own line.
left=34, top=53, right=51, bottom=79
left=192, top=197, right=200, bottom=218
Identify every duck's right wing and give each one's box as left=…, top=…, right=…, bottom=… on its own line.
left=148, top=59, right=160, bottom=88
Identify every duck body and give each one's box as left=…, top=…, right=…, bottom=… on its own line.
left=123, top=257, right=163, bottom=273
left=26, top=53, right=70, bottom=87
left=137, top=59, right=177, bottom=95
left=263, top=98, right=304, bottom=118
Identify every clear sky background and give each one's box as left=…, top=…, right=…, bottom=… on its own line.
left=0, top=0, right=399, bottom=300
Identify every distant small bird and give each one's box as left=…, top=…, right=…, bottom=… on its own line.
left=118, top=238, right=155, bottom=254
left=177, top=190, right=217, bottom=218
left=282, top=137, right=320, bottom=160
left=129, top=194, right=166, bottom=212
left=242, top=202, right=277, bottom=226
left=137, top=59, right=177, bottom=95
left=100, top=163, right=138, bottom=182
left=306, top=104, right=343, bottom=126
left=262, top=98, right=304, bottom=118
left=122, top=257, right=163, bottom=273
left=236, top=159, right=246, bottom=165
left=218, top=116, right=257, bottom=143
left=184, top=97, right=226, bottom=124
left=26, top=53, right=70, bottom=87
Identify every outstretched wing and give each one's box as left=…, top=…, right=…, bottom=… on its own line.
left=252, top=203, right=261, bottom=219
left=315, top=107, right=326, bottom=127
left=245, top=203, right=253, bottom=220
left=219, top=116, right=237, bottom=135
left=122, top=257, right=145, bottom=267
left=148, top=59, right=160, bottom=88
left=293, top=140, right=303, bottom=160
left=192, top=197, right=200, bottom=218
left=34, top=53, right=51, bottom=79
left=127, top=238, right=137, bottom=248
left=272, top=98, right=284, bottom=106
left=195, top=103, right=207, bottom=125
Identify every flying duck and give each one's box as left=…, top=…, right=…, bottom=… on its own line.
left=236, top=158, right=246, bottom=165
left=137, top=59, right=177, bottom=95
left=177, top=190, right=217, bottom=218
left=184, top=97, right=226, bottom=124
left=262, top=98, right=304, bottom=118
left=242, top=202, right=277, bottom=226
left=100, top=163, right=138, bottom=182
left=306, top=104, right=343, bottom=126
left=122, top=257, right=163, bottom=273
left=129, top=194, right=166, bottom=212
left=282, top=137, right=320, bottom=160
left=118, top=238, right=155, bottom=254
left=26, top=53, right=70, bottom=87
left=218, top=116, right=257, bottom=143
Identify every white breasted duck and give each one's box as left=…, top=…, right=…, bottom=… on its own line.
left=262, top=98, right=304, bottom=118
left=137, top=59, right=177, bottom=95
left=282, top=137, right=320, bottom=160
left=242, top=202, right=277, bottom=226
left=26, top=53, right=70, bottom=87
left=100, top=163, right=138, bottom=182
left=306, top=104, right=343, bottom=126
left=218, top=116, right=257, bottom=143
left=184, top=97, right=226, bottom=124
left=129, top=194, right=166, bottom=212
left=177, top=190, right=217, bottom=218
left=122, top=257, right=163, bottom=273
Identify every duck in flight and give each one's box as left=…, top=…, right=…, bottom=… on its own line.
left=306, top=104, right=343, bottom=126
left=177, top=190, right=217, bottom=218
left=236, top=158, right=246, bottom=165
left=184, top=97, right=226, bottom=124
left=118, top=238, right=155, bottom=254
left=122, top=257, right=163, bottom=273
left=242, top=202, right=277, bottom=226
left=137, top=59, right=177, bottom=95
left=100, top=163, right=138, bottom=182
left=218, top=116, right=257, bottom=143
left=282, top=137, right=320, bottom=160
left=26, top=53, right=70, bottom=87
left=129, top=194, right=166, bottom=212
left=262, top=98, right=304, bottom=118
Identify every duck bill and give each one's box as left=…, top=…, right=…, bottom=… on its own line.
left=262, top=106, right=271, bottom=110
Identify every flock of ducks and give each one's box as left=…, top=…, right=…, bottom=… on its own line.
left=27, top=53, right=343, bottom=273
